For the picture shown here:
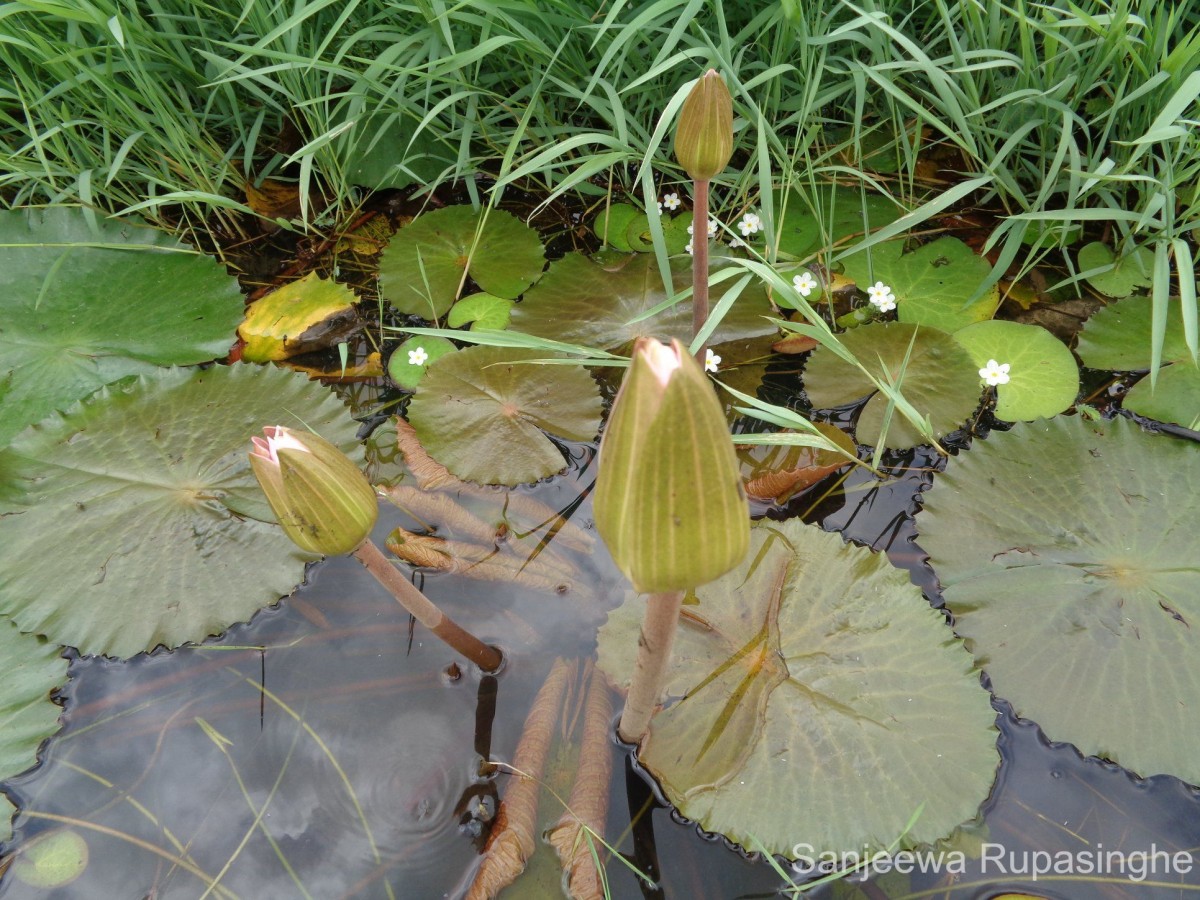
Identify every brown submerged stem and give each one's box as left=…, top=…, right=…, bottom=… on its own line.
left=691, top=177, right=710, bottom=342
left=352, top=538, right=503, bottom=673
left=617, top=589, right=685, bottom=745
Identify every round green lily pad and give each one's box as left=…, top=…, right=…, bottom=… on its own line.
left=0, top=207, right=244, bottom=447
left=1075, top=295, right=1194, bottom=371
left=446, top=292, right=513, bottom=331
left=774, top=186, right=905, bottom=260
left=379, top=206, right=545, bottom=319
left=803, top=323, right=981, bottom=448
left=0, top=365, right=361, bottom=658
left=920, top=416, right=1200, bottom=782
left=597, top=520, right=998, bottom=856
left=387, top=336, right=457, bottom=389
left=1122, top=362, right=1200, bottom=430
left=842, top=236, right=1000, bottom=332
left=0, top=616, right=68, bottom=842
left=8, top=829, right=88, bottom=888
left=1077, top=242, right=1154, bottom=298
left=407, top=346, right=602, bottom=485
left=593, top=203, right=639, bottom=252
left=510, top=252, right=777, bottom=352
left=954, top=320, right=1079, bottom=421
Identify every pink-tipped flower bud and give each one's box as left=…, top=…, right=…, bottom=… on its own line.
left=249, top=426, right=378, bottom=556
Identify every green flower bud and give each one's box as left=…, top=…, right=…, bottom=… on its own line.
left=249, top=426, right=378, bottom=556
left=674, top=69, right=733, bottom=182
left=593, top=337, right=749, bottom=592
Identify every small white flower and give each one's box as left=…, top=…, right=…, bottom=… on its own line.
left=792, top=271, right=818, bottom=297
left=688, top=218, right=718, bottom=237
left=704, top=348, right=721, bottom=373
left=738, top=212, right=762, bottom=237
left=656, top=200, right=664, bottom=214
left=979, top=359, right=1011, bottom=386
left=408, top=347, right=429, bottom=366
left=685, top=239, right=694, bottom=255
left=662, top=192, right=681, bottom=211
left=867, top=281, right=897, bottom=312
left=729, top=237, right=745, bottom=249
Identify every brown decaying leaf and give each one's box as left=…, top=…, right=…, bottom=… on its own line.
left=395, top=418, right=594, bottom=553
left=380, top=484, right=500, bottom=544
left=547, top=663, right=614, bottom=900
left=466, top=658, right=575, bottom=900
left=740, top=427, right=854, bottom=503
left=771, top=333, right=819, bottom=354
left=245, top=178, right=303, bottom=221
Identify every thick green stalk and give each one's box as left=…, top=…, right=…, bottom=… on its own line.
left=692, top=177, right=710, bottom=342
left=617, top=590, right=685, bottom=745
left=352, top=538, right=503, bottom=672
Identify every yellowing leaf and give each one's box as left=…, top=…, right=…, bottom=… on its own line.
left=238, top=272, right=358, bottom=362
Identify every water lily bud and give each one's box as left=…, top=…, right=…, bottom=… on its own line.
left=249, top=425, right=378, bottom=556
left=594, top=337, right=749, bottom=592
left=674, top=69, right=733, bottom=182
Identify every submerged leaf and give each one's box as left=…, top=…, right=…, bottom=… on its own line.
left=0, top=208, right=243, bottom=447
left=0, top=365, right=359, bottom=657
left=920, top=417, right=1200, bottom=782
left=407, top=346, right=602, bottom=485
left=740, top=423, right=856, bottom=502
left=596, top=520, right=998, bottom=855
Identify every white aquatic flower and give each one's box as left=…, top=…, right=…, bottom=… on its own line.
left=867, top=281, right=897, bottom=312
left=979, top=359, right=1011, bottom=386
left=729, top=236, right=745, bottom=249
left=704, top=348, right=721, bottom=373
left=688, top=218, right=718, bottom=237
left=792, top=271, right=818, bottom=297
left=408, top=347, right=429, bottom=366
left=738, top=212, right=762, bottom=237
left=656, top=200, right=664, bottom=214
left=662, top=192, right=681, bottom=211
left=685, top=239, right=694, bottom=255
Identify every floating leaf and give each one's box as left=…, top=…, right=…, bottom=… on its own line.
left=841, top=237, right=1000, bottom=332
left=0, top=365, right=360, bottom=658
left=774, top=186, right=904, bottom=260
left=953, top=321, right=1079, bottom=421
left=596, top=520, right=998, bottom=855
left=447, top=292, right=513, bottom=331
left=0, top=208, right=243, bottom=447
left=387, top=336, right=457, bottom=389
left=379, top=206, right=544, bottom=319
left=740, top=423, right=856, bottom=502
left=1075, top=295, right=1199, bottom=427
left=1077, top=242, right=1154, bottom=298
left=0, top=617, right=68, bottom=842
left=920, top=417, right=1200, bottom=782
left=510, top=252, right=776, bottom=351
left=238, top=272, right=359, bottom=362
left=803, top=323, right=981, bottom=448
left=244, top=178, right=303, bottom=222
left=593, top=203, right=639, bottom=252
left=342, top=116, right=454, bottom=191
left=7, top=829, right=88, bottom=889
left=407, top=346, right=601, bottom=485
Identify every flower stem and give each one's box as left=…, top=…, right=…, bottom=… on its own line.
left=352, top=538, right=503, bottom=672
left=617, top=589, right=685, bottom=745
left=692, top=178, right=710, bottom=343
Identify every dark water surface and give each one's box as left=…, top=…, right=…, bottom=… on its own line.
left=3, top=438, right=1199, bottom=899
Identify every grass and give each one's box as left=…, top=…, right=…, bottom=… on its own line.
left=1, top=0, right=1196, bottom=351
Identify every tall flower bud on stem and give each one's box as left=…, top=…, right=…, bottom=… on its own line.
left=593, top=339, right=748, bottom=744
left=674, top=69, right=733, bottom=342
left=250, top=426, right=502, bottom=672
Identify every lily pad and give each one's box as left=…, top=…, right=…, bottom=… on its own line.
left=1077, top=242, right=1154, bottom=298
left=1075, top=295, right=1199, bottom=427
left=803, top=323, right=981, bottom=448
left=919, top=416, right=1200, bottom=782
left=7, top=829, right=88, bottom=888
left=387, top=336, right=457, bottom=389
left=0, top=207, right=244, bottom=447
left=953, top=321, right=1079, bottom=421
left=238, top=272, right=359, bottom=362
left=596, top=520, right=998, bottom=855
left=379, top=206, right=545, bottom=319
left=447, top=292, right=513, bottom=331
left=407, top=346, right=602, bottom=485
left=593, top=203, right=639, bottom=252
left=774, top=186, right=905, bottom=260
left=0, top=617, right=68, bottom=842
left=509, top=252, right=777, bottom=351
left=841, top=237, right=1000, bottom=332
left=0, top=365, right=361, bottom=658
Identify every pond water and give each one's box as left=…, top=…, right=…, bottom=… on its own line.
left=2, top=424, right=1199, bottom=899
